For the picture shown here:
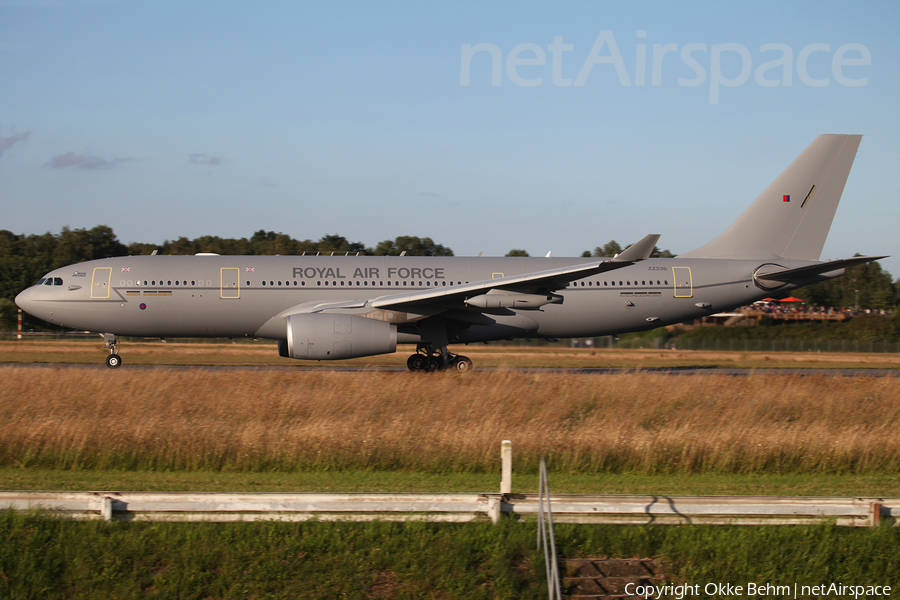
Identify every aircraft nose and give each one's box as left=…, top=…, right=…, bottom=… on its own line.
left=15, top=287, right=35, bottom=313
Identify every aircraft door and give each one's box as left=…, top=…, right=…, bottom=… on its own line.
left=91, top=267, right=112, bottom=299
left=220, top=267, right=240, bottom=299
left=673, top=267, right=693, bottom=298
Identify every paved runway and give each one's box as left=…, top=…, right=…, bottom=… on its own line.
left=4, top=363, right=898, bottom=377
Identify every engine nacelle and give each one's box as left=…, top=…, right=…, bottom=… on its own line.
left=279, top=313, right=397, bottom=360
left=465, top=291, right=563, bottom=310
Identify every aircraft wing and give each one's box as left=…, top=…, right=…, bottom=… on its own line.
left=302, top=234, right=661, bottom=314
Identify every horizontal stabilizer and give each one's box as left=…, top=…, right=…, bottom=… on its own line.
left=755, top=256, right=886, bottom=286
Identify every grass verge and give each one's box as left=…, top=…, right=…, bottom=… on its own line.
left=2, top=469, right=900, bottom=497
left=1, top=511, right=897, bottom=600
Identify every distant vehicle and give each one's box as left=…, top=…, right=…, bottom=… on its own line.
left=16, top=135, right=884, bottom=371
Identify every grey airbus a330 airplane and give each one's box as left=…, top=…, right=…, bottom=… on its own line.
left=16, top=134, right=885, bottom=372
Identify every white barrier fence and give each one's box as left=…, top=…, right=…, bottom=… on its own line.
left=1, top=491, right=896, bottom=527
left=2, top=443, right=896, bottom=526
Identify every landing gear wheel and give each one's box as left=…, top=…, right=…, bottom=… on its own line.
left=451, top=356, right=473, bottom=372
left=101, top=334, right=121, bottom=368
left=407, top=354, right=427, bottom=372
left=409, top=343, right=474, bottom=373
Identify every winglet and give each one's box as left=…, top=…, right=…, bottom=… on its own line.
left=612, top=234, right=660, bottom=262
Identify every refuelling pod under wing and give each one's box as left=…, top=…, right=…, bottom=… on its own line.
left=278, top=313, right=397, bottom=360
left=464, top=291, right=563, bottom=310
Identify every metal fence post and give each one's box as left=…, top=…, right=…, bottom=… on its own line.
left=537, top=457, right=562, bottom=600
left=870, top=502, right=882, bottom=527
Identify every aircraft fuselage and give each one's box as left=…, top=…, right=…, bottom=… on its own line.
left=17, top=254, right=828, bottom=344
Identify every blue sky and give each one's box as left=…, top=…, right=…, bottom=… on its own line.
left=2, top=1, right=898, bottom=275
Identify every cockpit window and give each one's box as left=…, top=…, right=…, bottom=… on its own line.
left=36, top=276, right=64, bottom=286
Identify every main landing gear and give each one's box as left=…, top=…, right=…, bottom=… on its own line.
left=102, top=333, right=122, bottom=368
left=406, top=344, right=473, bottom=373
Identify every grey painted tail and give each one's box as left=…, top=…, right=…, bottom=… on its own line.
left=679, top=134, right=862, bottom=261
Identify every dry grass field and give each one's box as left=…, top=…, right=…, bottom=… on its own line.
left=2, top=365, right=898, bottom=475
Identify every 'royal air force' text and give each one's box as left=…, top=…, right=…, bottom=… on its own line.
left=292, top=267, right=445, bottom=281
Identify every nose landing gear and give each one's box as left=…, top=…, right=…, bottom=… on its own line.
left=406, top=344, right=473, bottom=373
left=102, top=333, right=122, bottom=368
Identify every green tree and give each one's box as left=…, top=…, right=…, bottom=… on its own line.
left=583, top=241, right=674, bottom=258
left=126, top=242, right=160, bottom=255
left=316, top=234, right=368, bottom=255
left=0, top=227, right=127, bottom=303
left=505, top=249, right=529, bottom=257
left=594, top=240, right=623, bottom=257
left=245, top=232, right=368, bottom=255
left=373, top=236, right=453, bottom=256
left=794, top=258, right=896, bottom=310
left=0, top=297, right=17, bottom=331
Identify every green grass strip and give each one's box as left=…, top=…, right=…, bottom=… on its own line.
left=1, top=511, right=898, bottom=599
left=2, top=468, right=900, bottom=497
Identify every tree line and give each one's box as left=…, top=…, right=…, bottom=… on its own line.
left=506, top=239, right=675, bottom=258
left=790, top=257, right=897, bottom=311
left=1, top=226, right=896, bottom=329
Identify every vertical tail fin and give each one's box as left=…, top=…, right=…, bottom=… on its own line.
left=679, top=134, right=862, bottom=260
